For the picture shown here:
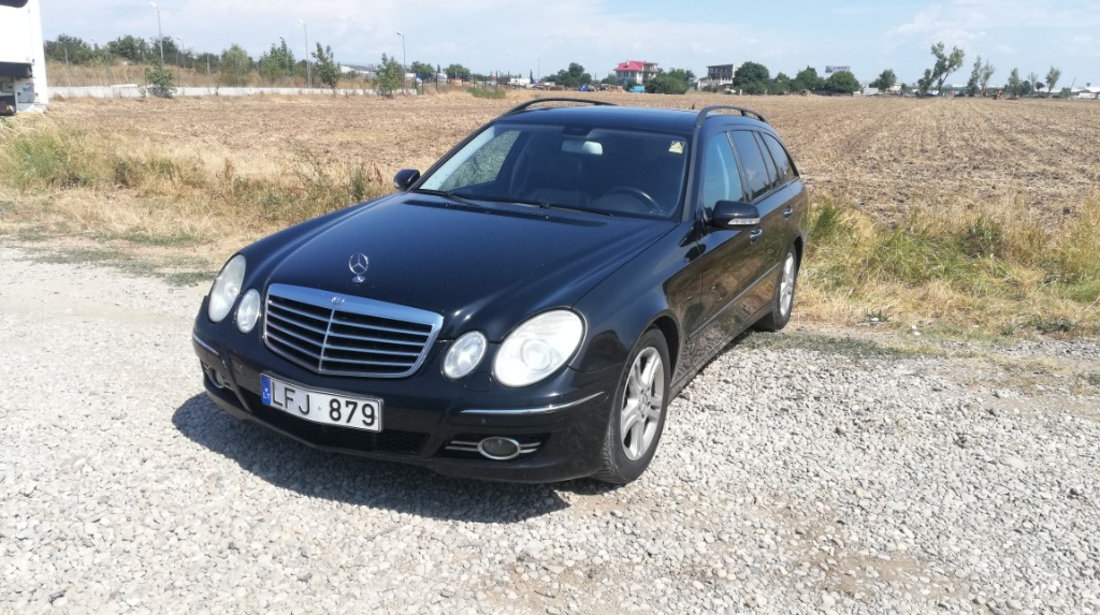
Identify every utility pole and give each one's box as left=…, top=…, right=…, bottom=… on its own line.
left=149, top=2, right=164, bottom=63
left=298, top=19, right=311, bottom=88
left=396, top=31, right=407, bottom=93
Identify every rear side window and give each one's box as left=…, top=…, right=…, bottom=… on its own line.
left=729, top=131, right=771, bottom=200
left=753, top=132, right=781, bottom=190
left=699, top=133, right=744, bottom=217
left=761, top=133, right=797, bottom=184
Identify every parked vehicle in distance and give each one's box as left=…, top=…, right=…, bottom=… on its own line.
left=192, top=98, right=809, bottom=484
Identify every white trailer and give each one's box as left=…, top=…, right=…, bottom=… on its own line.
left=0, top=0, right=48, bottom=115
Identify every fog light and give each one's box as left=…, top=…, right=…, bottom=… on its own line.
left=203, top=363, right=226, bottom=389
left=477, top=437, right=522, bottom=461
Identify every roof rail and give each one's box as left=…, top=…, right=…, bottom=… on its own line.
left=503, top=97, right=617, bottom=116
left=694, top=105, right=767, bottom=128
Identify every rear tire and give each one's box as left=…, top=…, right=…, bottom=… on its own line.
left=755, top=245, right=799, bottom=332
left=593, top=329, right=670, bottom=484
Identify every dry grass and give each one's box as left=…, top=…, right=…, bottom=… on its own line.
left=1, top=93, right=1098, bottom=336
left=44, top=61, right=372, bottom=89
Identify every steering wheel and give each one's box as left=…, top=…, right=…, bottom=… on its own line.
left=602, top=186, right=662, bottom=215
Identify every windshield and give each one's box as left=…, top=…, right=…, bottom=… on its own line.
left=419, top=123, right=689, bottom=218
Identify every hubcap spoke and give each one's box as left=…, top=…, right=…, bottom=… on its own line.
left=640, top=355, right=659, bottom=390
left=627, top=419, right=646, bottom=457
left=621, top=397, right=642, bottom=435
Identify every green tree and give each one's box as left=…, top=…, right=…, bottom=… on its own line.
left=258, top=39, right=296, bottom=85
left=144, top=56, right=176, bottom=97
left=667, top=68, right=694, bottom=83
left=791, top=66, right=823, bottom=92
left=824, top=70, right=860, bottom=94
left=219, top=44, right=253, bottom=87
left=375, top=53, right=403, bottom=96
left=732, top=61, right=770, bottom=92
left=1021, top=73, right=1037, bottom=97
left=741, top=81, right=769, bottom=95
left=194, top=52, right=220, bottom=75
left=966, top=56, right=981, bottom=96
left=917, top=42, right=964, bottom=96
left=106, top=35, right=151, bottom=63
left=979, top=60, right=995, bottom=97
left=869, top=69, right=897, bottom=91
left=770, top=72, right=792, bottom=94
left=410, top=61, right=436, bottom=83
left=1045, top=66, right=1062, bottom=97
left=444, top=63, right=470, bottom=81
left=645, top=68, right=692, bottom=94
left=312, top=43, right=340, bottom=90
left=153, top=36, right=181, bottom=65
left=45, top=34, right=95, bottom=65
left=966, top=56, right=994, bottom=97
left=1027, top=71, right=1040, bottom=94
left=1005, top=68, right=1021, bottom=98
left=549, top=62, right=593, bottom=88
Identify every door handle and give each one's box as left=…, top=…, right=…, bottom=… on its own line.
left=749, top=229, right=763, bottom=243
left=783, top=207, right=793, bottom=219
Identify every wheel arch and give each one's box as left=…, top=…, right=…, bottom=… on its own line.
left=649, top=315, right=681, bottom=378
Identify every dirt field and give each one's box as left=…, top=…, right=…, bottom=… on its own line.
left=43, top=91, right=1100, bottom=219
left=5, top=91, right=1098, bottom=335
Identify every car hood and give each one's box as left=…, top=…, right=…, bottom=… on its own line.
left=262, top=194, right=674, bottom=339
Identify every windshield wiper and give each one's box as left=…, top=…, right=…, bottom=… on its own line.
left=456, top=193, right=610, bottom=217
left=412, top=188, right=482, bottom=208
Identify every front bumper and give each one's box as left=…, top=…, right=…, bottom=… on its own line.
left=191, top=324, right=618, bottom=483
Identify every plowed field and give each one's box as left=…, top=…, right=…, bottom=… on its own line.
left=47, top=91, right=1100, bottom=219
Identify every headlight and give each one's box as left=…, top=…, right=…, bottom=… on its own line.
left=443, top=331, right=487, bottom=380
left=207, top=254, right=246, bottom=323
left=235, top=289, right=262, bottom=333
left=494, top=310, right=584, bottom=387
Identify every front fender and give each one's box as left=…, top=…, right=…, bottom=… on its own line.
left=570, top=224, right=695, bottom=375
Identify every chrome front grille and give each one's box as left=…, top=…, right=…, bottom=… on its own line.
left=263, top=283, right=443, bottom=378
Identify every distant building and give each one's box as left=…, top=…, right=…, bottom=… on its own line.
left=706, top=63, right=739, bottom=84
left=340, top=64, right=374, bottom=78
left=613, top=60, right=659, bottom=86
left=1075, top=86, right=1100, bottom=99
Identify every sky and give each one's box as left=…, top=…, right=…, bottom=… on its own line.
left=35, top=0, right=1100, bottom=87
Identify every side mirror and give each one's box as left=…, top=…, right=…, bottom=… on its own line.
left=393, top=169, right=421, bottom=191
left=712, top=200, right=761, bottom=229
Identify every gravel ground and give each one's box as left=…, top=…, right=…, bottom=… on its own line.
left=1, top=244, right=1098, bottom=615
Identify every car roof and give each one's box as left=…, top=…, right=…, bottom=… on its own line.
left=494, top=103, right=770, bottom=136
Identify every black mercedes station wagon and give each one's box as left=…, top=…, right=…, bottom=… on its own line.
left=192, top=99, right=808, bottom=484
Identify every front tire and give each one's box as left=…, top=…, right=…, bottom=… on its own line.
left=755, top=245, right=799, bottom=332
left=593, top=329, right=670, bottom=484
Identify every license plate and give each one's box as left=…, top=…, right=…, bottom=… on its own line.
left=260, top=374, right=382, bottom=432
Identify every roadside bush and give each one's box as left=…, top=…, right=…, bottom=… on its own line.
left=468, top=86, right=506, bottom=99
left=803, top=193, right=1100, bottom=334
